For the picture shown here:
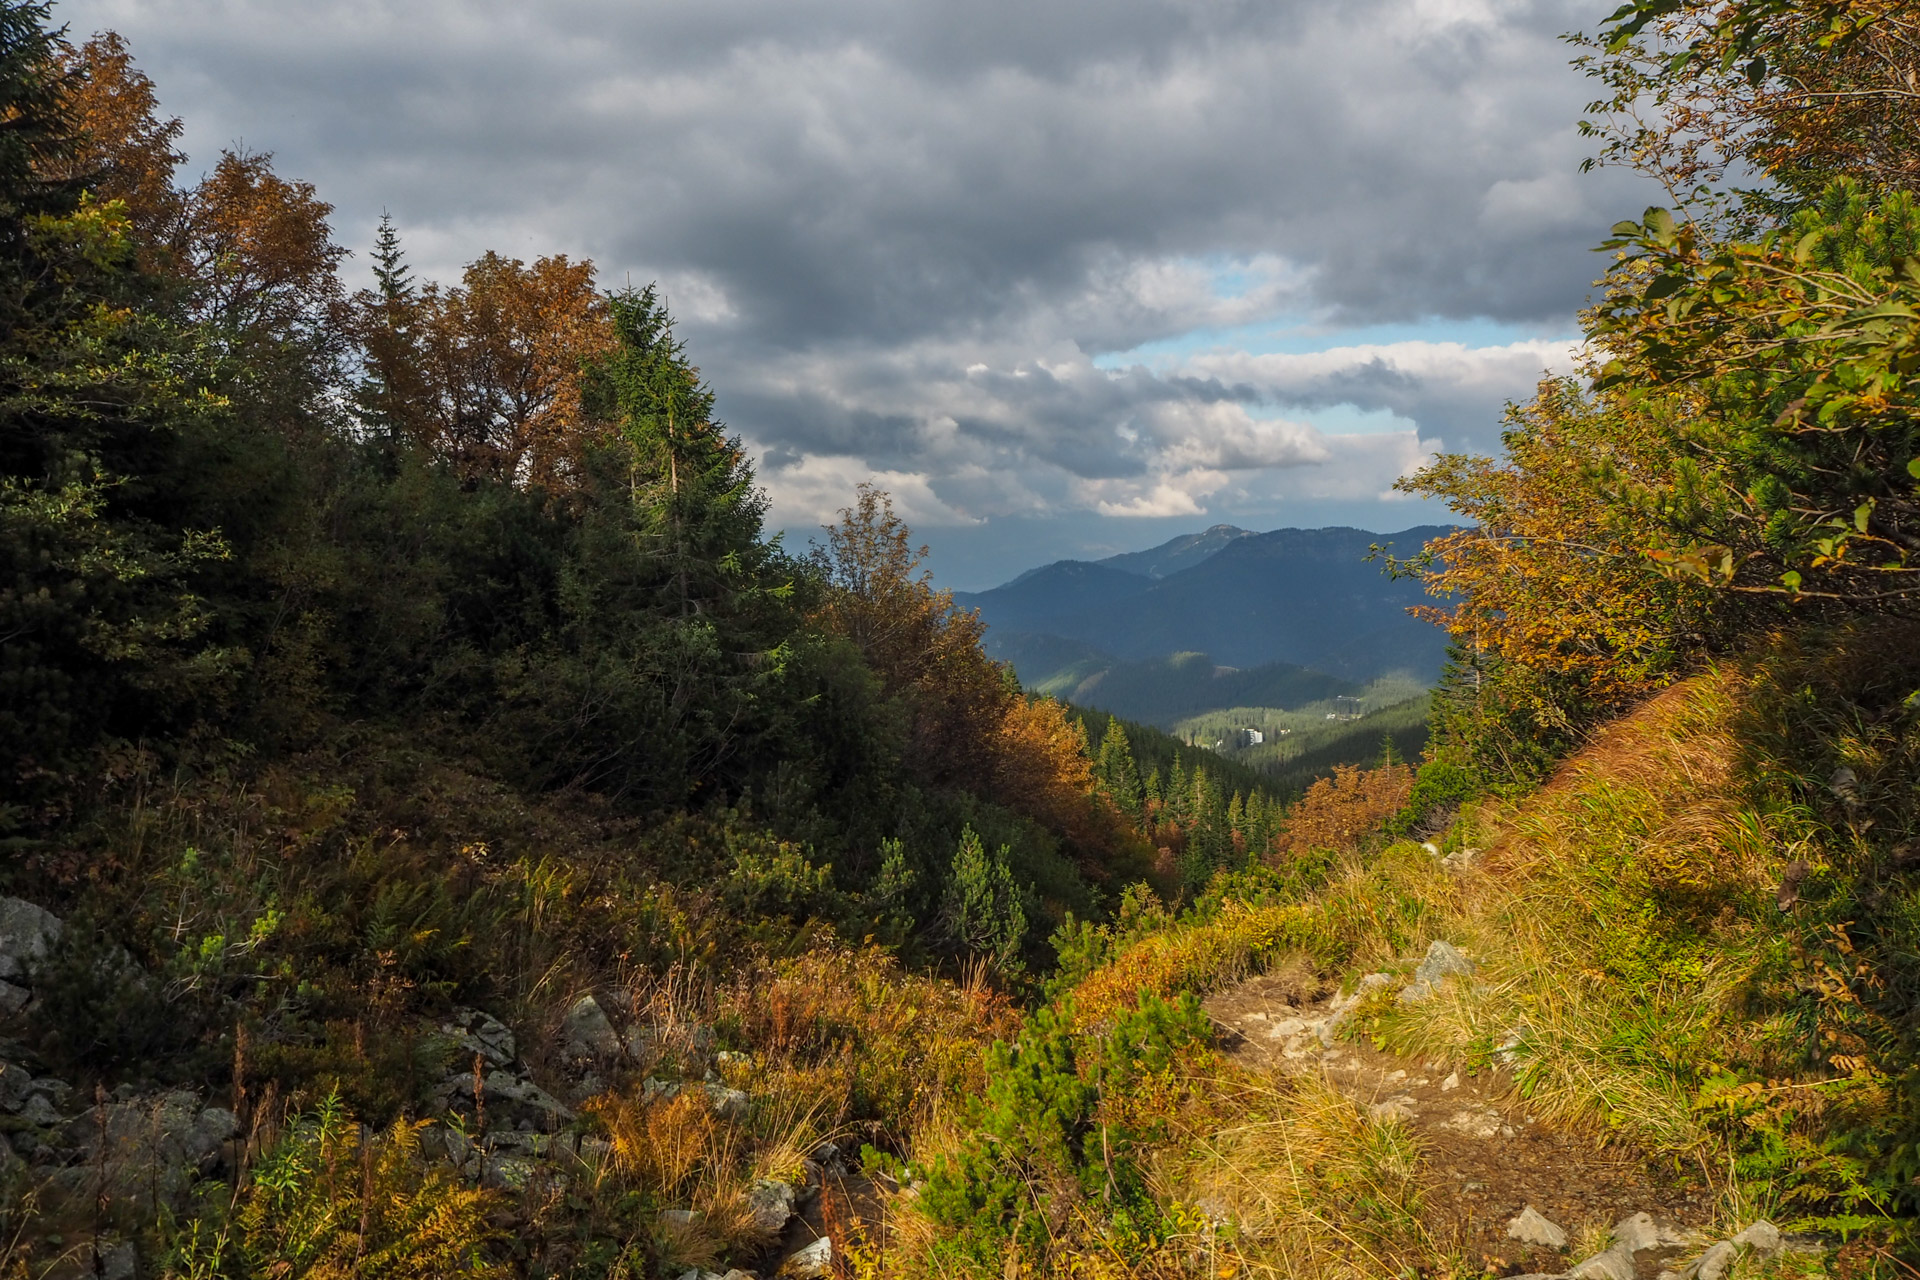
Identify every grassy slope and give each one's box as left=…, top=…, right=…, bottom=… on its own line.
left=991, top=629, right=1920, bottom=1275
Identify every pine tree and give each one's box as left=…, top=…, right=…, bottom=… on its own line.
left=370, top=212, right=412, bottom=301
left=1095, top=715, right=1143, bottom=819
left=586, top=285, right=768, bottom=619
left=944, top=825, right=1027, bottom=974
left=354, top=212, right=426, bottom=443
left=1166, top=755, right=1189, bottom=826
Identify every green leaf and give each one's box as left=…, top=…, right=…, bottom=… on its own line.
left=1782, top=570, right=1802, bottom=592
left=1643, top=274, right=1684, bottom=302
left=1643, top=207, right=1677, bottom=245
left=1855, top=501, right=1873, bottom=532
left=1906, top=457, right=1920, bottom=481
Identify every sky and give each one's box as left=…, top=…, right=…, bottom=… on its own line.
left=56, top=0, right=1659, bottom=589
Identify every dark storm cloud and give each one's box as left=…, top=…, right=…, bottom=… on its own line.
left=59, top=0, right=1649, bottom=546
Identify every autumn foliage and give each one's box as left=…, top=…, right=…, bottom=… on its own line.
left=1270, top=764, right=1413, bottom=859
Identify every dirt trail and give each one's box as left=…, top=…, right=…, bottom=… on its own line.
left=1203, top=971, right=1714, bottom=1277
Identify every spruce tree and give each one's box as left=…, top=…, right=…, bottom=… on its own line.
left=1095, top=714, right=1143, bottom=819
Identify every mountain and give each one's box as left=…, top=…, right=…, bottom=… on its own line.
left=1095, top=523, right=1253, bottom=578
left=1032, top=652, right=1359, bottom=728
left=956, top=524, right=1453, bottom=687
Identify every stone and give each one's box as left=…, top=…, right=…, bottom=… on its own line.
left=706, top=1083, right=749, bottom=1120
left=1691, top=1240, right=1736, bottom=1280
left=781, top=1235, right=833, bottom=1279
left=1506, top=1205, right=1568, bottom=1249
left=747, top=1177, right=797, bottom=1234
left=1441, top=846, right=1481, bottom=873
left=1495, top=1024, right=1531, bottom=1066
left=64, top=1092, right=238, bottom=1210
left=0, top=982, right=28, bottom=1016
left=16, top=1092, right=61, bottom=1126
left=563, top=994, right=621, bottom=1060
left=481, top=1156, right=538, bottom=1191
left=1568, top=1248, right=1635, bottom=1280
left=96, top=1238, right=136, bottom=1280
left=1319, top=973, right=1390, bottom=1045
left=0, top=1061, right=33, bottom=1111
left=1731, top=1220, right=1781, bottom=1255
left=0, top=897, right=61, bottom=982
left=1440, top=1071, right=1460, bottom=1092
left=1438, top=1106, right=1512, bottom=1139
left=1368, top=1095, right=1417, bottom=1122
left=1416, top=940, right=1475, bottom=987
left=1613, top=1212, right=1662, bottom=1255
left=658, top=1208, right=701, bottom=1229
left=442, top=1008, right=516, bottom=1067
left=482, top=1070, right=575, bottom=1120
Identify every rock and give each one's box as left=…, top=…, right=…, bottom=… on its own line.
left=1440, top=846, right=1481, bottom=873
left=1399, top=941, right=1474, bottom=1006
left=1506, top=1205, right=1568, bottom=1249
left=0, top=897, right=61, bottom=983
left=16, top=1092, right=61, bottom=1126
left=781, top=1235, right=833, bottom=1279
left=1568, top=1248, right=1635, bottom=1280
left=1731, top=1220, right=1781, bottom=1255
left=1416, top=940, right=1475, bottom=986
left=96, top=1238, right=136, bottom=1280
left=578, top=1135, right=612, bottom=1163
left=442, top=1008, right=516, bottom=1067
left=1613, top=1212, right=1662, bottom=1255
left=1568, top=1213, right=1685, bottom=1280
left=706, top=1083, right=749, bottom=1120
left=1691, top=1240, right=1736, bottom=1280
left=0, top=983, right=28, bottom=1016
left=64, top=1092, right=238, bottom=1210
left=1319, top=973, right=1390, bottom=1046
left=481, top=1156, right=538, bottom=1191
left=0, top=1061, right=33, bottom=1112
left=1776, top=860, right=1812, bottom=912
left=657, top=1207, right=701, bottom=1229
left=1439, top=1071, right=1460, bottom=1092
left=482, top=1069, right=575, bottom=1120
left=1368, top=1095, right=1417, bottom=1122
left=1495, top=1024, right=1531, bottom=1065
left=1438, top=1106, right=1512, bottom=1139
left=563, top=994, right=621, bottom=1060
left=747, top=1177, right=797, bottom=1234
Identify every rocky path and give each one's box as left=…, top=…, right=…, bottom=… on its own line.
left=1202, top=963, right=1731, bottom=1279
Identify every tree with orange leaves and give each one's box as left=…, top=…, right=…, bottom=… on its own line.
left=811, top=483, right=1010, bottom=787
left=1395, top=376, right=1714, bottom=735
left=48, top=31, right=182, bottom=243
left=354, top=242, right=614, bottom=489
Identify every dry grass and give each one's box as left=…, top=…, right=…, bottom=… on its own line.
left=1155, top=1068, right=1433, bottom=1280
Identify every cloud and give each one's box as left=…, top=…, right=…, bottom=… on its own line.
left=1168, top=338, right=1584, bottom=446
left=54, top=0, right=1653, bottom=579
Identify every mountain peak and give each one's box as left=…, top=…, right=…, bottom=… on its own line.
left=1098, top=524, right=1254, bottom=579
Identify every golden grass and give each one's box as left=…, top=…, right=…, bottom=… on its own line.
left=1154, top=1068, right=1433, bottom=1280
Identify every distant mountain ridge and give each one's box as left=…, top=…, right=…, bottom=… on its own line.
left=1097, top=523, right=1253, bottom=578
left=956, top=524, right=1453, bottom=694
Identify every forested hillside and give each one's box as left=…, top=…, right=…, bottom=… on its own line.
left=5, top=0, right=1920, bottom=1277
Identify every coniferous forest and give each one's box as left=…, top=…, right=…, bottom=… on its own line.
left=6, top=0, right=1920, bottom=1276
